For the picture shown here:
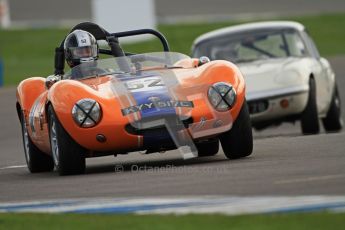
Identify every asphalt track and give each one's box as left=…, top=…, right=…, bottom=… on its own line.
left=0, top=57, right=344, bottom=203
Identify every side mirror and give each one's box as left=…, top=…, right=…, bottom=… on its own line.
left=198, top=56, right=210, bottom=66
left=45, top=75, right=61, bottom=89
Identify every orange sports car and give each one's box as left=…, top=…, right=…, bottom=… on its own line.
left=16, top=22, right=253, bottom=175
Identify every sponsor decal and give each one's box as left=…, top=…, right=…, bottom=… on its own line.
left=192, top=116, right=207, bottom=130
left=148, top=96, right=161, bottom=102
left=213, top=119, right=224, bottom=128
left=122, top=100, right=194, bottom=116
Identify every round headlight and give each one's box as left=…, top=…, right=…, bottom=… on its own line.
left=208, top=82, right=236, bottom=111
left=72, top=99, right=102, bottom=128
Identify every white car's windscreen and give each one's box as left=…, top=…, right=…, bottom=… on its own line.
left=194, top=30, right=308, bottom=63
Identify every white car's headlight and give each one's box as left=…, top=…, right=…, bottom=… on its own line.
left=208, top=82, right=236, bottom=111
left=72, top=99, right=102, bottom=128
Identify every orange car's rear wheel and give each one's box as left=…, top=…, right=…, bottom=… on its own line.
left=20, top=111, right=54, bottom=173
left=219, top=100, right=253, bottom=159
left=48, top=105, right=86, bottom=176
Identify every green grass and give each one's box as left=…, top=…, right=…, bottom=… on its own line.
left=0, top=28, right=70, bottom=85
left=1, top=13, right=345, bottom=86
left=0, top=212, right=345, bottom=230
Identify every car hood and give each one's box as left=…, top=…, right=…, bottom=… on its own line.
left=238, top=57, right=306, bottom=99
left=78, top=68, right=195, bottom=96
left=73, top=68, right=201, bottom=120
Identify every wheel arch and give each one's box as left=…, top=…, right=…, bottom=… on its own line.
left=45, top=101, right=52, bottom=124
left=16, top=77, right=46, bottom=121
left=16, top=102, right=22, bottom=122
left=307, top=73, right=315, bottom=95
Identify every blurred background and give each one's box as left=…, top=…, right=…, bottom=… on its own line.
left=4, top=0, right=345, bottom=27
left=1, top=0, right=345, bottom=86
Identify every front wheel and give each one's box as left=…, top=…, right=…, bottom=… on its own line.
left=322, top=84, right=343, bottom=132
left=20, top=110, right=54, bottom=173
left=219, top=100, right=253, bottom=159
left=48, top=105, right=86, bottom=176
left=300, top=78, right=320, bottom=135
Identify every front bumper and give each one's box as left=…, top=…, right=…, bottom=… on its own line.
left=247, top=85, right=309, bottom=123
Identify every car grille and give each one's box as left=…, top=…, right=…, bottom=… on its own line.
left=248, top=100, right=269, bottom=114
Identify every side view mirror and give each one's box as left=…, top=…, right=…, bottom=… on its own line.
left=45, top=74, right=61, bottom=89
left=198, top=56, right=210, bottom=66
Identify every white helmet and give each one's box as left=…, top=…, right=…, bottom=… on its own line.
left=64, top=30, right=98, bottom=67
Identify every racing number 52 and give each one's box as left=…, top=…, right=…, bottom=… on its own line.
left=125, top=77, right=164, bottom=91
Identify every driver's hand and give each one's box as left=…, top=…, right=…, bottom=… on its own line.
left=45, top=74, right=62, bottom=89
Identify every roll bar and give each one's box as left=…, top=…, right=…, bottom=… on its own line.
left=54, top=22, right=170, bottom=75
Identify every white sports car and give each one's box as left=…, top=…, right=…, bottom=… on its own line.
left=192, top=21, right=342, bottom=134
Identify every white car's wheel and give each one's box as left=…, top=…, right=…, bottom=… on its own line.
left=219, top=100, right=253, bottom=159
left=322, top=84, right=343, bottom=132
left=48, top=105, right=86, bottom=176
left=301, top=78, right=320, bottom=135
left=20, top=110, right=54, bottom=173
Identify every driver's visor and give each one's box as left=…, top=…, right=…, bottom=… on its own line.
left=69, top=45, right=98, bottom=59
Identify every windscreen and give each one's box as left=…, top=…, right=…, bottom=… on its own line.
left=64, top=52, right=192, bottom=80
left=194, top=29, right=307, bottom=63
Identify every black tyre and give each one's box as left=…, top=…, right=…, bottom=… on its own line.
left=301, top=78, right=320, bottom=135
left=322, top=85, right=343, bottom=132
left=48, top=105, right=86, bottom=176
left=219, top=100, right=253, bottom=159
left=196, top=139, right=219, bottom=157
left=20, top=110, right=54, bottom=173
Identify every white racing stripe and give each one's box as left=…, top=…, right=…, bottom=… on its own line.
left=0, top=196, right=345, bottom=215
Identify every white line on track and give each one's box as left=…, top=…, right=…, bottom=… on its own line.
left=0, top=196, right=345, bottom=215
left=275, top=174, right=345, bottom=184
left=0, top=165, right=26, bottom=170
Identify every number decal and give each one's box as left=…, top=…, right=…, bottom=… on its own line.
left=125, top=77, right=165, bottom=92
left=126, top=81, right=144, bottom=91
left=147, top=78, right=164, bottom=87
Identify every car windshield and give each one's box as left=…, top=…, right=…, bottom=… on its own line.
left=64, top=52, right=192, bottom=80
left=194, top=29, right=308, bottom=63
